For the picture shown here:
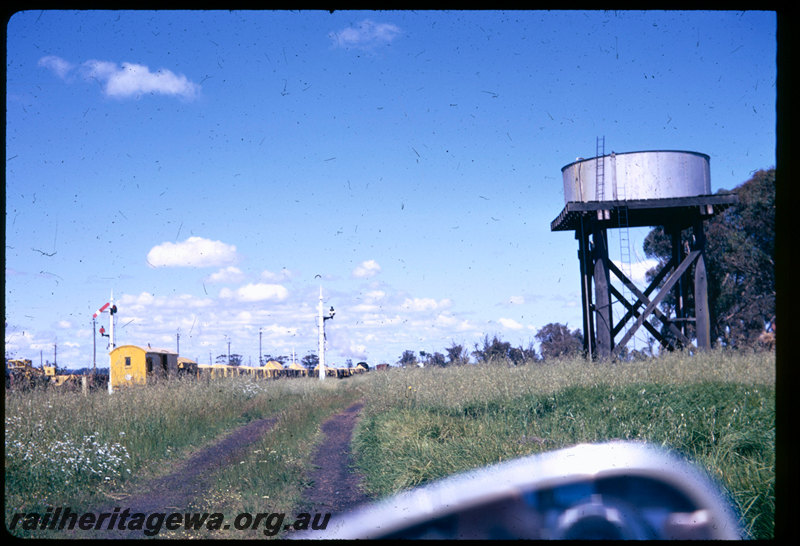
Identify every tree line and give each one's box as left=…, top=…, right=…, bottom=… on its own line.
left=397, top=322, right=585, bottom=368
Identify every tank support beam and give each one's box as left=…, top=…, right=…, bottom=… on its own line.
left=592, top=229, right=613, bottom=359
left=577, top=218, right=594, bottom=359
left=669, top=226, right=686, bottom=338
left=610, top=251, right=700, bottom=359
left=560, top=196, right=731, bottom=360
left=608, top=260, right=687, bottom=349
left=693, top=219, right=711, bottom=350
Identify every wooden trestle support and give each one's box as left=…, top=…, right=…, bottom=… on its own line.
left=550, top=194, right=737, bottom=360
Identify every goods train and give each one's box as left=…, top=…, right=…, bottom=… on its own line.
left=108, top=344, right=366, bottom=390
left=7, top=346, right=368, bottom=391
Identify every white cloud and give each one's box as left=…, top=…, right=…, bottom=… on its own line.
left=236, top=311, right=253, bottom=322
left=330, top=335, right=369, bottom=361
left=360, top=314, right=405, bottom=328
left=38, top=55, right=74, bottom=79
left=84, top=60, right=200, bottom=99
left=401, top=297, right=452, bottom=312
left=123, top=292, right=155, bottom=306
left=509, top=295, right=525, bottom=305
left=365, top=290, right=386, bottom=301
left=330, top=20, right=401, bottom=50
left=147, top=237, right=238, bottom=268
left=352, top=303, right=381, bottom=313
left=352, top=260, right=381, bottom=278
left=260, top=324, right=299, bottom=338
left=261, top=268, right=293, bottom=282
left=224, top=283, right=289, bottom=302
left=207, top=266, right=245, bottom=284
left=219, top=287, right=234, bottom=299
left=78, top=59, right=200, bottom=100
left=498, top=317, right=524, bottom=330
left=433, top=313, right=474, bottom=332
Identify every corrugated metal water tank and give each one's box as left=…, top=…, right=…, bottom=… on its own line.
left=561, top=150, right=711, bottom=203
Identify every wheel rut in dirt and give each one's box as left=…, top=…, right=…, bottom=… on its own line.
left=91, top=415, right=278, bottom=538
left=82, top=401, right=369, bottom=538
left=302, top=401, right=371, bottom=515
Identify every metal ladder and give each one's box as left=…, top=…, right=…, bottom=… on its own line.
left=615, top=151, right=636, bottom=351
left=595, top=136, right=605, bottom=200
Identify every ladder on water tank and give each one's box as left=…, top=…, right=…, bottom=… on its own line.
left=595, top=136, right=605, bottom=200
left=615, top=151, right=636, bottom=351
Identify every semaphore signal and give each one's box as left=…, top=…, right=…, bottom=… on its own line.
left=317, top=285, right=335, bottom=381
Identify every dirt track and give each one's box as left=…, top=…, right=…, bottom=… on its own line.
left=85, top=403, right=369, bottom=538
left=301, top=402, right=371, bottom=513
left=89, top=415, right=279, bottom=538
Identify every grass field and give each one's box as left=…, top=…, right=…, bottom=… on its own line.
left=5, top=348, right=775, bottom=539
left=351, top=349, right=775, bottom=539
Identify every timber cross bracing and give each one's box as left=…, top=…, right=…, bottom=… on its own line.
left=552, top=194, right=737, bottom=360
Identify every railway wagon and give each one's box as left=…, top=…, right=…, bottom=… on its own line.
left=110, top=345, right=179, bottom=389
left=196, top=361, right=287, bottom=380
left=177, top=357, right=199, bottom=376
left=286, top=361, right=308, bottom=377
left=109, top=352, right=366, bottom=386
left=263, top=360, right=285, bottom=378
left=312, top=364, right=339, bottom=378
left=311, top=364, right=364, bottom=379
left=197, top=363, right=240, bottom=379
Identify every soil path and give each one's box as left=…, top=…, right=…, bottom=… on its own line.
left=81, top=402, right=371, bottom=539
left=301, top=401, right=371, bottom=514
left=89, top=415, right=278, bottom=538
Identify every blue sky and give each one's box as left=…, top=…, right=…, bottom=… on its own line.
left=5, top=10, right=776, bottom=368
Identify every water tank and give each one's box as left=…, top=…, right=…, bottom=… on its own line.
left=561, top=150, right=710, bottom=203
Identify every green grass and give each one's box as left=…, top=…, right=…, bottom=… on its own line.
left=4, top=375, right=355, bottom=538
left=5, top=349, right=775, bottom=539
left=351, top=349, right=775, bottom=539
